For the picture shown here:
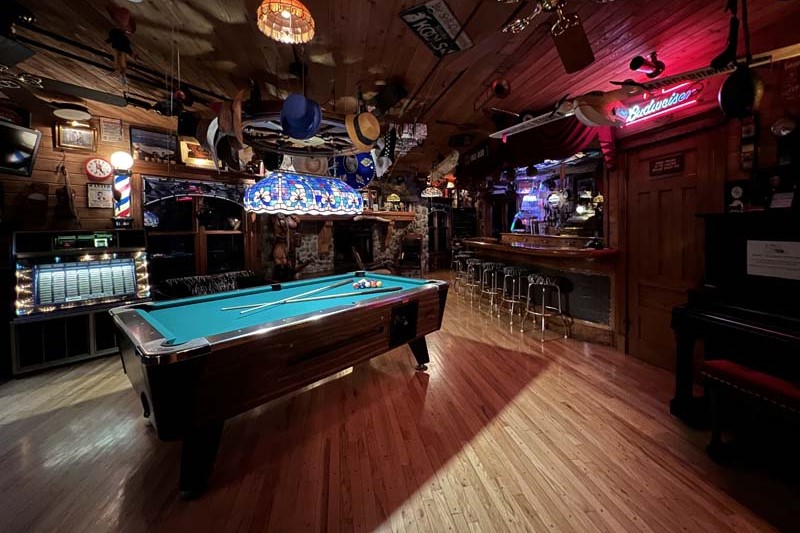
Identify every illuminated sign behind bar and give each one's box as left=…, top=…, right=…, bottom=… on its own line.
left=617, top=83, right=703, bottom=126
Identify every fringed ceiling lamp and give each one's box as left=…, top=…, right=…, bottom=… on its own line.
left=421, top=186, right=443, bottom=198
left=256, top=0, right=315, bottom=44
left=244, top=171, right=363, bottom=216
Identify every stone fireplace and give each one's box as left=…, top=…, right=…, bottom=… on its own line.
left=259, top=208, right=430, bottom=280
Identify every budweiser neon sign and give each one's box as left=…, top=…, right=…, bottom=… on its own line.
left=618, top=83, right=702, bottom=125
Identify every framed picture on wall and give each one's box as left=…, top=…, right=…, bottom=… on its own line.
left=100, top=117, right=124, bottom=143
left=179, top=140, right=215, bottom=168
left=87, top=183, right=113, bottom=208
left=54, top=123, right=97, bottom=152
left=130, top=127, right=179, bottom=164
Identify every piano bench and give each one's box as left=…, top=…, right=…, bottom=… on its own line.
left=702, top=359, right=800, bottom=460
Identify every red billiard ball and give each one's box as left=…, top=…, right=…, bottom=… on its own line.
left=352, top=283, right=359, bottom=289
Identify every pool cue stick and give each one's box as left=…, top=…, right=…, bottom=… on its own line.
left=221, top=279, right=351, bottom=311
left=232, top=279, right=354, bottom=314
left=221, top=279, right=352, bottom=311
left=275, top=286, right=403, bottom=303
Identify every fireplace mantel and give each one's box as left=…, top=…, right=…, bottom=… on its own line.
left=358, top=210, right=416, bottom=222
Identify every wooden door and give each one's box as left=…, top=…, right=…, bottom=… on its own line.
left=626, top=129, right=724, bottom=368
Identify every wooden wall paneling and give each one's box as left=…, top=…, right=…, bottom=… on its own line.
left=0, top=108, right=258, bottom=234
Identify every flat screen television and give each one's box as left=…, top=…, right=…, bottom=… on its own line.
left=0, top=121, right=42, bottom=176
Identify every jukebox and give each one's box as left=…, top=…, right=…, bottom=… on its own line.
left=9, top=229, right=150, bottom=374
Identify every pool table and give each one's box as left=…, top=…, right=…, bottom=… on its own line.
left=110, top=271, right=448, bottom=496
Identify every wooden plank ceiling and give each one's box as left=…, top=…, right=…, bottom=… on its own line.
left=10, top=0, right=800, bottom=174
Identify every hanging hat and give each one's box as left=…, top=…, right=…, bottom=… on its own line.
left=345, top=112, right=380, bottom=152
left=333, top=155, right=372, bottom=189
left=353, top=152, right=376, bottom=187
left=281, top=93, right=321, bottom=140
left=370, top=138, right=391, bottom=178
left=231, top=89, right=244, bottom=148
left=293, top=155, right=326, bottom=175
left=206, top=117, right=220, bottom=169
left=381, top=126, right=397, bottom=162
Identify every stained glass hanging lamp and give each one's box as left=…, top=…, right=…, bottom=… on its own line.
left=244, top=171, right=363, bottom=215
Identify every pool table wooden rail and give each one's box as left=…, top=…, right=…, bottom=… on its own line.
left=110, top=277, right=448, bottom=496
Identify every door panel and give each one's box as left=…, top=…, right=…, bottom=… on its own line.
left=626, top=129, right=724, bottom=368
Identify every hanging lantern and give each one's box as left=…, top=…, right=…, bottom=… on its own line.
left=256, top=0, right=315, bottom=44
left=244, top=171, right=363, bottom=215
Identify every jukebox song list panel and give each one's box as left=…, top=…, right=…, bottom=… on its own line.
left=34, top=258, right=137, bottom=305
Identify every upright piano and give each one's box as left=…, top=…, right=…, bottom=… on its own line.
left=671, top=210, right=800, bottom=426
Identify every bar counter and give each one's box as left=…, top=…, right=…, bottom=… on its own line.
left=462, top=234, right=620, bottom=346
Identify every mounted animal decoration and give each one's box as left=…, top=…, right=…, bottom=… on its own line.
left=490, top=42, right=800, bottom=140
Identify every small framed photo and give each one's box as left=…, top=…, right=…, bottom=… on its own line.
left=87, top=183, right=113, bottom=208
left=100, top=117, right=124, bottom=143
left=130, top=126, right=179, bottom=164
left=180, top=140, right=215, bottom=168
left=54, top=123, right=97, bottom=152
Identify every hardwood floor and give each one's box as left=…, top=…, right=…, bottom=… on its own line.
left=1, top=276, right=797, bottom=532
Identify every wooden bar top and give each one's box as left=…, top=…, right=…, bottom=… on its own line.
left=462, top=237, right=619, bottom=261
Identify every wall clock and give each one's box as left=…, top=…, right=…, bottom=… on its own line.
left=85, top=157, right=113, bottom=181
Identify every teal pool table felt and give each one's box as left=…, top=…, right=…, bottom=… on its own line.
left=138, top=273, right=428, bottom=345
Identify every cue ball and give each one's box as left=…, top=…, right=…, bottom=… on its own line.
left=376, top=281, right=382, bottom=287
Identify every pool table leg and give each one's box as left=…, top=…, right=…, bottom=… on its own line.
left=179, top=422, right=224, bottom=498
left=409, top=337, right=430, bottom=371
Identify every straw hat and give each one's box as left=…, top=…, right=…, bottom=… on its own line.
left=293, top=155, right=327, bottom=175
left=345, top=112, right=381, bottom=152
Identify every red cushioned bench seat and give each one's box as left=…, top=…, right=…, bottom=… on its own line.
left=702, top=359, right=800, bottom=413
left=701, top=359, right=800, bottom=457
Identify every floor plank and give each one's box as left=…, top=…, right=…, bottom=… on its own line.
left=0, top=274, right=797, bottom=532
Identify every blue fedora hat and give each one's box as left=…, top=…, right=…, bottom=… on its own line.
left=281, top=93, right=321, bottom=140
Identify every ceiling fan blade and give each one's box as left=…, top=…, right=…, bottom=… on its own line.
left=502, top=4, right=543, bottom=34
left=0, top=84, right=54, bottom=119
left=489, top=106, right=574, bottom=139
left=551, top=12, right=594, bottom=73
left=0, top=35, right=34, bottom=66
left=38, top=77, right=128, bottom=107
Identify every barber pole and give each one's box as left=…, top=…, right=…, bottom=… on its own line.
left=114, top=172, right=131, bottom=217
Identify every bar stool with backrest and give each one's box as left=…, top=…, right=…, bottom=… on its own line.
left=521, top=274, right=569, bottom=341
left=498, top=266, right=532, bottom=323
left=479, top=262, right=505, bottom=312
left=464, top=258, right=485, bottom=305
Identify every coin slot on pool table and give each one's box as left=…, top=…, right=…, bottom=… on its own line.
left=389, top=302, right=419, bottom=347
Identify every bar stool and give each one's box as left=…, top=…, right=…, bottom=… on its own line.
left=463, top=259, right=485, bottom=305
left=479, top=262, right=505, bottom=312
left=451, top=251, right=475, bottom=294
left=498, top=266, right=531, bottom=323
left=521, top=274, right=569, bottom=341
